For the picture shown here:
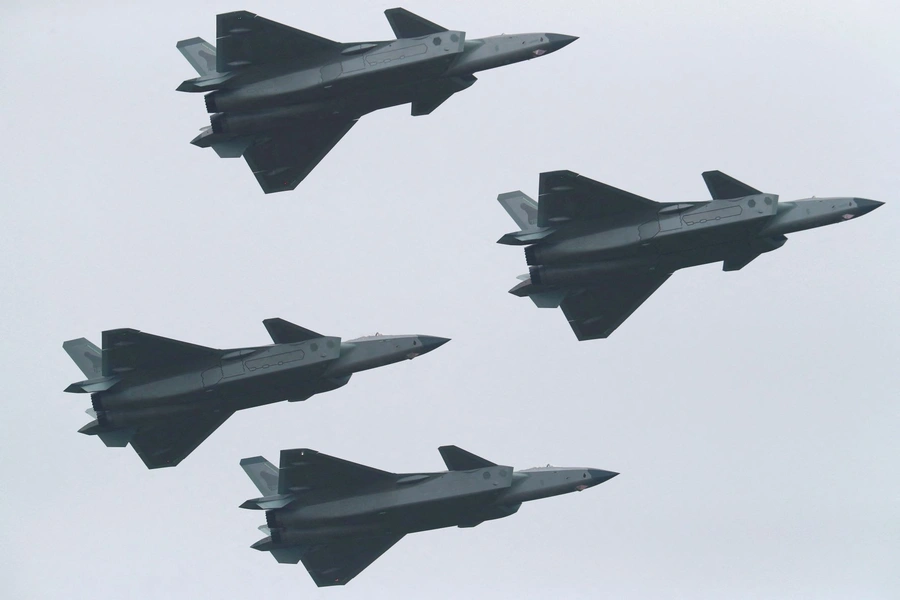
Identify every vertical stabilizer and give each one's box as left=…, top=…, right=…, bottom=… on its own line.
left=498, top=191, right=539, bottom=231
left=384, top=8, right=448, bottom=38
left=262, top=318, right=323, bottom=344
left=176, top=37, right=219, bottom=77
left=241, top=456, right=280, bottom=496
left=701, top=170, right=761, bottom=200
left=63, top=338, right=102, bottom=378
left=439, top=445, right=497, bottom=471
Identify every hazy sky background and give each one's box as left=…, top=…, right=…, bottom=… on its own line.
left=2, top=1, right=898, bottom=598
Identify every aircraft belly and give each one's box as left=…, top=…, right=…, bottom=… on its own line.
left=537, top=229, right=646, bottom=265
left=98, top=374, right=204, bottom=407
left=287, top=494, right=502, bottom=535
left=287, top=469, right=512, bottom=524
left=658, top=239, right=752, bottom=271
left=211, top=71, right=320, bottom=112
left=653, top=209, right=764, bottom=257
left=278, top=499, right=504, bottom=543
left=215, top=366, right=331, bottom=405
left=97, top=403, right=210, bottom=428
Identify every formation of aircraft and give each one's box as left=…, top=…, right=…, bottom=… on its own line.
left=59, top=6, right=883, bottom=588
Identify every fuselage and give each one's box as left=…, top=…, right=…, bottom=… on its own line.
left=87, top=334, right=444, bottom=431
left=195, top=31, right=575, bottom=141
left=255, top=466, right=614, bottom=550
left=207, top=32, right=469, bottom=114
left=524, top=195, right=880, bottom=288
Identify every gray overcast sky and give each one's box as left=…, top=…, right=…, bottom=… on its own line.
left=2, top=1, right=898, bottom=598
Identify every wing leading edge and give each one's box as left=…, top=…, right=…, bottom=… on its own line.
left=538, top=170, right=659, bottom=227
left=101, top=329, right=220, bottom=377
left=216, top=11, right=341, bottom=72
left=277, top=449, right=395, bottom=495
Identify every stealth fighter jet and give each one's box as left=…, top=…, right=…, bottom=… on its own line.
left=240, top=446, right=617, bottom=586
left=63, top=319, right=448, bottom=468
left=176, top=8, right=576, bottom=193
left=498, top=170, right=884, bottom=340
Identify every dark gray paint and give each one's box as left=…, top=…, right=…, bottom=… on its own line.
left=62, top=319, right=448, bottom=468
left=177, top=8, right=576, bottom=193
left=6, top=3, right=896, bottom=598
left=239, top=446, right=617, bottom=586
left=499, top=170, right=883, bottom=340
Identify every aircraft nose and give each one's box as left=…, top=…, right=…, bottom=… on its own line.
left=588, top=469, right=619, bottom=484
left=545, top=34, right=579, bottom=51
left=854, top=198, right=884, bottom=216
left=417, top=336, right=451, bottom=354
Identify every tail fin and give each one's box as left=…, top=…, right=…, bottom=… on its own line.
left=702, top=171, right=761, bottom=200
left=63, top=338, right=102, bottom=378
left=262, top=318, right=323, bottom=344
left=439, top=445, right=496, bottom=471
left=176, top=37, right=218, bottom=77
left=498, top=191, right=539, bottom=232
left=241, top=456, right=279, bottom=496
left=384, top=8, right=447, bottom=38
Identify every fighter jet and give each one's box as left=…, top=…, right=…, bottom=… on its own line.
left=63, top=319, right=449, bottom=468
left=498, top=170, right=884, bottom=340
left=176, top=8, right=576, bottom=193
left=240, top=446, right=617, bottom=586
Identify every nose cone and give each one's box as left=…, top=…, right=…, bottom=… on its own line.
left=588, top=469, right=619, bottom=485
left=417, top=336, right=450, bottom=354
left=545, top=33, right=578, bottom=52
left=854, top=198, right=884, bottom=216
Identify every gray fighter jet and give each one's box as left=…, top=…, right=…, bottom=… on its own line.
left=63, top=319, right=448, bottom=468
left=176, top=8, right=576, bottom=193
left=240, top=446, right=617, bottom=586
left=498, top=170, right=884, bottom=340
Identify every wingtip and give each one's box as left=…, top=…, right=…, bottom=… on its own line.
left=281, top=447, right=318, bottom=457
left=497, top=190, right=526, bottom=201
left=539, top=169, right=581, bottom=191
left=176, top=36, right=205, bottom=49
